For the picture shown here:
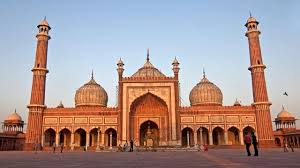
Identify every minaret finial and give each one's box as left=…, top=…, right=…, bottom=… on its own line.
left=147, top=48, right=150, bottom=62
left=203, top=68, right=206, bottom=78
left=282, top=105, right=285, bottom=110
left=91, top=70, right=94, bottom=79
left=14, top=108, right=17, bottom=113
left=44, top=16, right=47, bottom=20
left=249, top=11, right=252, bottom=17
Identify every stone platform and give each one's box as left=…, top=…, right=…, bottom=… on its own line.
left=0, top=148, right=299, bottom=168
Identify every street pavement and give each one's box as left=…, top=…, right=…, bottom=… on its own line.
left=0, top=148, right=299, bottom=168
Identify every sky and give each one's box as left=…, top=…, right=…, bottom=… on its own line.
left=0, top=0, right=299, bottom=129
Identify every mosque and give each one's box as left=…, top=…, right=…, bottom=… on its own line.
left=1, top=16, right=299, bottom=151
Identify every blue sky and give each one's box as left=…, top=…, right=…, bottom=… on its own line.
left=0, top=0, right=299, bottom=128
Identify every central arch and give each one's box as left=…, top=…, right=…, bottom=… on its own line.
left=129, top=92, right=168, bottom=146
left=139, top=120, right=159, bottom=147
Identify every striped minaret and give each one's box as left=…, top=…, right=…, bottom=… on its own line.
left=25, top=18, right=51, bottom=150
left=245, top=16, right=274, bottom=146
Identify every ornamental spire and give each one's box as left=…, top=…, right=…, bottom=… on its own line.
left=146, top=48, right=150, bottom=62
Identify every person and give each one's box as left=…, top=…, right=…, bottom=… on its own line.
left=60, top=143, right=64, bottom=153
left=53, top=142, right=56, bottom=153
left=283, top=139, right=288, bottom=152
left=288, top=141, right=294, bottom=152
left=251, top=132, right=258, bottom=156
left=244, top=132, right=252, bottom=156
left=124, top=140, right=128, bottom=151
left=118, top=144, right=123, bottom=152
left=130, top=139, right=134, bottom=152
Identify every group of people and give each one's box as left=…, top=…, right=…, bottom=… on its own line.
left=52, top=142, right=64, bottom=153
left=244, top=132, right=258, bottom=156
left=283, top=139, right=294, bottom=152
left=118, top=140, right=134, bottom=152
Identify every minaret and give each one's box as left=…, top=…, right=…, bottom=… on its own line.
left=25, top=18, right=51, bottom=150
left=245, top=16, right=274, bottom=146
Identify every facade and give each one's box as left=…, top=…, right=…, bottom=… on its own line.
left=273, top=107, right=300, bottom=148
left=0, top=110, right=25, bottom=151
left=25, top=16, right=275, bottom=150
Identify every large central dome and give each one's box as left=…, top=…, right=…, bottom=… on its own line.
left=75, top=74, right=108, bottom=107
left=189, top=74, right=223, bottom=106
left=131, top=50, right=166, bottom=77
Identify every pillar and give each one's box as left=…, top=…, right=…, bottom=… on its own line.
left=101, top=132, right=105, bottom=146
left=97, top=129, right=100, bottom=147
left=194, top=131, right=198, bottom=146
left=209, top=132, right=213, bottom=145
left=224, top=131, right=228, bottom=145
left=41, top=134, right=44, bottom=147
left=86, top=133, right=90, bottom=147
left=109, top=132, right=113, bottom=149
left=71, top=133, right=74, bottom=150
left=187, top=130, right=190, bottom=148
left=240, top=131, right=244, bottom=145
left=199, top=128, right=203, bottom=145
left=55, top=133, right=59, bottom=147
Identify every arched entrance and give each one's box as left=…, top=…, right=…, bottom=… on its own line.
left=139, top=120, right=159, bottom=147
left=89, top=128, right=99, bottom=147
left=197, top=127, right=209, bottom=145
left=44, top=128, right=56, bottom=146
left=105, top=128, right=117, bottom=147
left=59, top=128, right=71, bottom=147
left=228, top=127, right=240, bottom=145
left=275, top=137, right=281, bottom=147
left=182, top=127, right=194, bottom=147
left=213, top=127, right=224, bottom=145
left=130, top=93, right=168, bottom=146
left=74, top=128, right=86, bottom=147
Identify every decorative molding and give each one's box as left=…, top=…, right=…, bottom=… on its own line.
left=90, top=117, right=103, bottom=124
left=44, top=117, right=58, bottom=124
left=105, top=117, right=117, bottom=124
left=180, top=116, right=194, bottom=123
left=60, top=117, right=73, bottom=124
left=195, top=115, right=209, bottom=123
left=75, top=117, right=88, bottom=124
left=211, top=115, right=224, bottom=122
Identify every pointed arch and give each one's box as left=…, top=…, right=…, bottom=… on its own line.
left=44, top=128, right=56, bottom=147
left=213, top=127, right=224, bottom=145
left=227, top=126, right=240, bottom=145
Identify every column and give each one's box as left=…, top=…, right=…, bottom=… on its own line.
left=96, top=128, right=100, bottom=150
left=209, top=132, right=213, bottom=145
left=64, top=133, right=67, bottom=145
left=109, top=132, right=113, bottom=149
left=199, top=128, right=203, bottom=145
left=71, top=133, right=74, bottom=150
left=55, top=133, right=60, bottom=147
left=239, top=131, right=244, bottom=145
left=41, top=134, right=44, bottom=147
left=101, top=132, right=105, bottom=146
left=187, top=130, right=190, bottom=148
left=224, top=131, right=228, bottom=145
left=86, top=133, right=90, bottom=148
left=194, top=131, right=198, bottom=146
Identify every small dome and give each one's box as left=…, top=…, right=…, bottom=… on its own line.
left=247, top=16, right=257, bottom=23
left=132, top=51, right=165, bottom=77
left=234, top=99, right=241, bottom=106
left=57, top=101, right=64, bottom=108
left=38, top=17, right=50, bottom=28
left=189, top=75, right=223, bottom=106
left=277, top=106, right=294, bottom=118
left=172, top=57, right=179, bottom=65
left=75, top=75, right=108, bottom=107
left=6, top=110, right=22, bottom=121
left=117, top=58, right=124, bottom=66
